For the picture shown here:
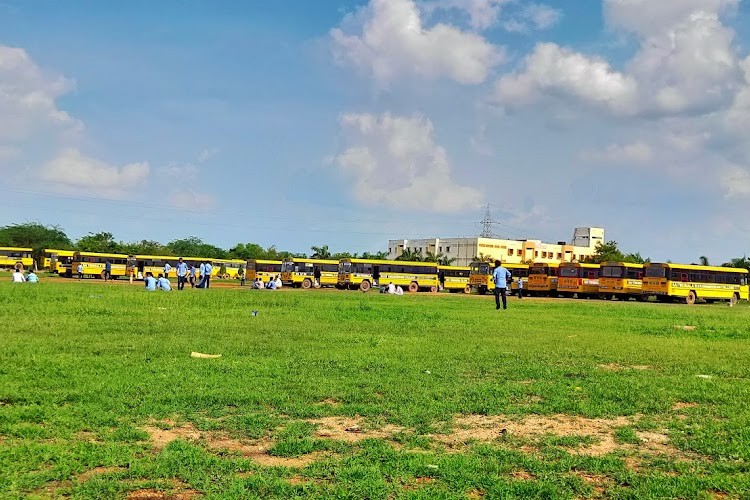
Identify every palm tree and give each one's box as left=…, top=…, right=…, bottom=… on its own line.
left=396, top=248, right=424, bottom=261
left=698, top=255, right=709, bottom=266
left=310, top=245, right=331, bottom=259
left=425, top=251, right=456, bottom=266
left=476, top=253, right=494, bottom=263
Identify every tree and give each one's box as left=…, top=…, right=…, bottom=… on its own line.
left=722, top=256, right=750, bottom=272
left=120, top=240, right=168, bottom=256
left=583, top=240, right=625, bottom=264
left=476, top=253, right=494, bottom=263
left=360, top=251, right=388, bottom=260
left=77, top=232, right=120, bottom=253
left=0, top=223, right=72, bottom=258
left=228, top=243, right=269, bottom=260
left=396, top=248, right=424, bottom=262
left=698, top=255, right=710, bottom=266
left=332, top=251, right=357, bottom=259
left=167, top=237, right=226, bottom=259
left=311, top=245, right=332, bottom=259
left=425, top=251, right=456, bottom=266
left=623, top=252, right=647, bottom=264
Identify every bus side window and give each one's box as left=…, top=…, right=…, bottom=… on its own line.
left=681, top=273, right=688, bottom=282
left=637, top=272, right=643, bottom=279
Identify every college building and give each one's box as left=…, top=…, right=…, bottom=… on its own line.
left=387, top=227, right=605, bottom=267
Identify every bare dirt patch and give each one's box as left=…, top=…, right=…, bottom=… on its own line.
left=307, top=416, right=403, bottom=443
left=672, top=402, right=699, bottom=411
left=127, top=489, right=200, bottom=499
left=143, top=421, right=323, bottom=467
left=510, top=470, right=534, bottom=480
left=597, top=364, right=652, bottom=371
left=317, top=398, right=342, bottom=407
left=78, top=466, right=127, bottom=481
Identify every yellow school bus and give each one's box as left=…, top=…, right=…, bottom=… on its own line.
left=246, top=259, right=282, bottom=284
left=43, top=249, right=75, bottom=275
left=338, top=258, right=438, bottom=292
left=214, top=259, right=245, bottom=278
left=642, top=263, right=749, bottom=305
left=558, top=263, right=600, bottom=298
left=599, top=262, right=644, bottom=300
left=71, top=251, right=135, bottom=279
left=281, top=258, right=339, bottom=288
left=0, top=247, right=33, bottom=270
left=467, top=261, right=529, bottom=295
left=439, top=265, right=471, bottom=293
left=527, top=262, right=559, bottom=296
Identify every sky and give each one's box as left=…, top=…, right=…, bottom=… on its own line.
left=1, top=0, right=750, bottom=263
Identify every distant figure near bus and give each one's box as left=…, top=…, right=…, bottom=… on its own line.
left=175, top=258, right=188, bottom=291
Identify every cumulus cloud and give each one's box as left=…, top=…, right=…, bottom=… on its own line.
left=493, top=43, right=638, bottom=114
left=39, top=148, right=149, bottom=196
left=331, top=112, right=482, bottom=212
left=493, top=1, right=743, bottom=118
left=502, top=3, right=562, bottom=33
left=0, top=45, right=82, bottom=142
left=580, top=141, right=652, bottom=164
left=330, top=0, right=503, bottom=85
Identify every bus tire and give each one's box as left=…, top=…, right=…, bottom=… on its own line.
left=430, top=286, right=438, bottom=293
left=464, top=284, right=471, bottom=294
left=359, top=280, right=371, bottom=292
left=408, top=281, right=419, bottom=293
left=100, top=270, right=106, bottom=280
left=686, top=290, right=697, bottom=305
left=478, top=286, right=487, bottom=295
left=302, top=278, right=313, bottom=289
left=730, top=293, right=739, bottom=306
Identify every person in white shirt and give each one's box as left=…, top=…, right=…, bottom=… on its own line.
left=163, top=262, right=172, bottom=279
left=387, top=282, right=396, bottom=294
left=12, top=269, right=26, bottom=283
left=274, top=276, right=282, bottom=289
left=395, top=285, right=404, bottom=296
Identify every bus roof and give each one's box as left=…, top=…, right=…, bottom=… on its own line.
left=282, top=257, right=339, bottom=265
left=529, top=262, right=560, bottom=268
left=0, top=246, right=33, bottom=252
left=246, top=259, right=283, bottom=264
left=72, top=251, right=129, bottom=258
left=44, top=249, right=75, bottom=256
left=646, top=262, right=749, bottom=274
left=560, top=262, right=599, bottom=268
left=602, top=261, right=644, bottom=268
left=341, top=258, right=438, bottom=267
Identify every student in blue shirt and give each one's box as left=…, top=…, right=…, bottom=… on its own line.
left=26, top=271, right=39, bottom=283
left=157, top=274, right=172, bottom=291
left=492, top=260, right=512, bottom=310
left=175, top=258, right=188, bottom=291
left=203, top=262, right=213, bottom=288
left=104, top=260, right=112, bottom=282
left=144, top=272, right=157, bottom=291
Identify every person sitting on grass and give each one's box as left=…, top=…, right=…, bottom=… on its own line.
left=157, top=273, right=172, bottom=291
left=26, top=271, right=39, bottom=283
left=12, top=268, right=26, bottom=283
left=274, top=275, right=282, bottom=289
left=266, top=278, right=277, bottom=290
left=144, top=272, right=157, bottom=291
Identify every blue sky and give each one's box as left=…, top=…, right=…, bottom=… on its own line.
left=1, top=0, right=749, bottom=263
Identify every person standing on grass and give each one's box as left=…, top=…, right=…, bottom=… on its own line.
left=492, top=259, right=511, bottom=310
left=77, top=262, right=84, bottom=280
left=144, top=272, right=157, bottom=291
left=517, top=275, right=524, bottom=299
left=163, top=261, right=172, bottom=279
left=104, top=260, right=112, bottom=282
left=175, top=258, right=188, bottom=291
left=203, top=261, right=213, bottom=288
left=189, top=265, right=197, bottom=288
left=12, top=268, right=26, bottom=282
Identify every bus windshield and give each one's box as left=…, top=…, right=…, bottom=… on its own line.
left=601, top=266, right=623, bottom=278
left=470, top=262, right=491, bottom=275
left=559, top=267, right=579, bottom=277
left=645, top=266, right=666, bottom=278
left=339, top=261, right=352, bottom=273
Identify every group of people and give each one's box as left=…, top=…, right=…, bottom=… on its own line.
left=379, top=282, right=404, bottom=295
left=143, top=272, right=173, bottom=291
left=253, top=275, right=283, bottom=290
left=11, top=268, right=39, bottom=283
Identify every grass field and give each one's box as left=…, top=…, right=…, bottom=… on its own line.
left=1, top=280, right=750, bottom=499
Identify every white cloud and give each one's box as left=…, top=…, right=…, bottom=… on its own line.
left=427, top=0, right=511, bottom=30
left=493, top=43, right=638, bottom=114
left=331, top=112, right=482, bottom=212
left=604, top=0, right=738, bottom=36
left=580, top=141, right=652, bottom=164
left=169, top=190, right=217, bottom=209
left=330, top=0, right=504, bottom=85
left=502, top=3, right=562, bottom=33
left=720, top=165, right=750, bottom=198
left=39, top=148, right=149, bottom=196
left=0, top=45, right=82, bottom=142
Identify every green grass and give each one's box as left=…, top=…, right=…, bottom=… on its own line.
left=1, top=281, right=750, bottom=498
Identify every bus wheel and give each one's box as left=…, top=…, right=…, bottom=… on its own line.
left=408, top=281, right=419, bottom=293
left=686, top=291, right=697, bottom=305
left=730, top=293, right=739, bottom=306
left=359, top=280, right=371, bottom=292
left=430, top=286, right=438, bottom=293
left=302, top=278, right=313, bottom=289
left=464, top=284, right=471, bottom=294
left=478, top=286, right=487, bottom=295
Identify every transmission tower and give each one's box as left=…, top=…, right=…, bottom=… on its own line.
left=479, top=204, right=495, bottom=238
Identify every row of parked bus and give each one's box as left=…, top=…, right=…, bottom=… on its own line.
left=2, top=247, right=748, bottom=305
